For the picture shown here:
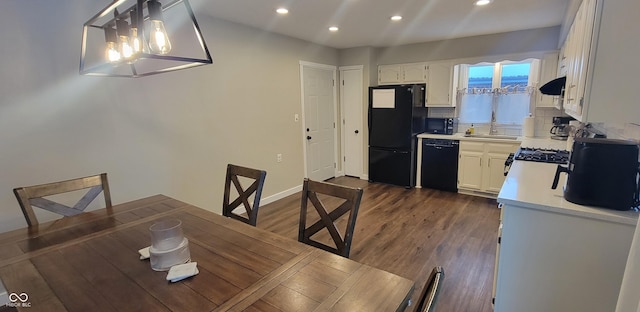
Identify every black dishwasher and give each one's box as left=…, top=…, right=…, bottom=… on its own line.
left=421, top=138, right=459, bottom=192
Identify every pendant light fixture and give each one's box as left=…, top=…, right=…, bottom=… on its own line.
left=80, top=0, right=212, bottom=78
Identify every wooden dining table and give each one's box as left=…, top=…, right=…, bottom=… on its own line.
left=0, top=195, right=414, bottom=311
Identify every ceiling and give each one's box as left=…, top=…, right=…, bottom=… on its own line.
left=188, top=0, right=572, bottom=49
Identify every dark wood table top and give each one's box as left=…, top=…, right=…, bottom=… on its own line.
left=0, top=195, right=414, bottom=311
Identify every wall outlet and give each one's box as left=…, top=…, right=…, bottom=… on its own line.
left=277, top=154, right=282, bottom=163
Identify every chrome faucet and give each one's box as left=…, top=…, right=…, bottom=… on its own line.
left=489, top=111, right=498, bottom=135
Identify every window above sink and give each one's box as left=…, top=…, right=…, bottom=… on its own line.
left=456, top=59, right=540, bottom=128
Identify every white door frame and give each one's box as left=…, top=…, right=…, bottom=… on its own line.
left=299, top=61, right=339, bottom=179
left=339, top=65, right=364, bottom=179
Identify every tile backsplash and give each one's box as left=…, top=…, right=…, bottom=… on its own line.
left=430, top=106, right=568, bottom=137
left=425, top=107, right=640, bottom=144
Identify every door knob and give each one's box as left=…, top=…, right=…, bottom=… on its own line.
left=307, top=136, right=312, bottom=140
left=355, top=130, right=359, bottom=134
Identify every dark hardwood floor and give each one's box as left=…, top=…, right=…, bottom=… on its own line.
left=256, top=176, right=500, bottom=312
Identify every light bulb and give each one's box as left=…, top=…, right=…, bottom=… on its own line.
left=149, top=20, right=171, bottom=54
left=147, top=0, right=172, bottom=55
left=104, top=27, right=120, bottom=63
left=116, top=19, right=133, bottom=59
left=106, top=41, right=121, bottom=63
left=119, top=36, right=133, bottom=59
left=131, top=28, right=142, bottom=53
left=129, top=9, right=144, bottom=54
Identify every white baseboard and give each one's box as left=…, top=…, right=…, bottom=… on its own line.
left=261, top=184, right=303, bottom=205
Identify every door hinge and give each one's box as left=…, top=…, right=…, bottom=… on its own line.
left=498, top=237, right=501, bottom=244
left=342, top=80, right=345, bottom=86
left=334, top=163, right=337, bottom=168
left=344, top=156, right=346, bottom=162
left=492, top=298, right=495, bottom=305
left=333, top=79, right=335, bottom=86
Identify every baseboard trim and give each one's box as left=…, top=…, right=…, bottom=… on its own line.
left=457, top=188, right=498, bottom=199
left=261, top=184, right=303, bottom=205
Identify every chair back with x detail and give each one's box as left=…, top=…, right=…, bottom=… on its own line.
left=223, top=164, right=267, bottom=226
left=298, top=178, right=364, bottom=258
left=13, top=173, right=112, bottom=227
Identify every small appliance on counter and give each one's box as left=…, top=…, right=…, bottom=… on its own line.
left=424, top=117, right=458, bottom=135
left=551, top=137, right=640, bottom=211
left=549, top=116, right=574, bottom=140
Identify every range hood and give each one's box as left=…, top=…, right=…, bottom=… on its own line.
left=539, top=76, right=566, bottom=95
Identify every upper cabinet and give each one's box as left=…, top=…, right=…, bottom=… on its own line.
left=560, top=0, right=639, bottom=126
left=562, top=0, right=596, bottom=120
left=579, top=0, right=639, bottom=126
left=378, top=63, right=426, bottom=85
left=536, top=52, right=560, bottom=108
left=378, top=61, right=455, bottom=107
left=426, top=61, right=455, bottom=107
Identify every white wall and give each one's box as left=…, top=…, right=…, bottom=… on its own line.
left=375, top=27, right=560, bottom=65
left=0, top=0, right=338, bottom=232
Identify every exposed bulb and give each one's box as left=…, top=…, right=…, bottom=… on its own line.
left=106, top=41, right=121, bottom=63
left=119, top=35, right=134, bottom=59
left=148, top=20, right=171, bottom=54
left=131, top=28, right=143, bottom=53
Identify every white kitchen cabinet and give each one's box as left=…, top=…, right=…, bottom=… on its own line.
left=495, top=154, right=639, bottom=312
left=579, top=0, right=639, bottom=126
left=535, top=52, right=559, bottom=108
left=458, top=147, right=483, bottom=190
left=458, top=141, right=519, bottom=197
left=562, top=0, right=596, bottom=121
left=494, top=203, right=635, bottom=312
left=378, top=63, right=426, bottom=85
left=426, top=61, right=455, bottom=107
left=378, top=65, right=402, bottom=85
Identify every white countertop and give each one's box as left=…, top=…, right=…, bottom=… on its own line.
left=498, top=138, right=639, bottom=225
left=417, top=132, right=638, bottom=225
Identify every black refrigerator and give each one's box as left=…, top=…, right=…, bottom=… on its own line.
left=368, top=84, right=427, bottom=188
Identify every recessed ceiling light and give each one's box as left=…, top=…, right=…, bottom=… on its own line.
left=276, top=8, right=289, bottom=14
left=329, top=26, right=339, bottom=32
left=391, top=15, right=403, bottom=21
left=474, top=0, right=492, bottom=6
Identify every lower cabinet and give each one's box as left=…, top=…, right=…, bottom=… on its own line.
left=493, top=204, right=636, bottom=312
left=457, top=141, right=519, bottom=197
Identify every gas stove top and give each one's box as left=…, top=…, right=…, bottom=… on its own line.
left=514, top=147, right=570, bottom=164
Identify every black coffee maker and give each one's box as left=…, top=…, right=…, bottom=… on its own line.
left=552, top=137, right=640, bottom=210
left=549, top=116, right=573, bottom=140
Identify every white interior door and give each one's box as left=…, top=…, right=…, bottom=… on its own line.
left=340, top=66, right=363, bottom=178
left=301, top=62, right=336, bottom=181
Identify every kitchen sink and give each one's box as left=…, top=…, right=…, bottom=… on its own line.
left=463, top=134, right=519, bottom=140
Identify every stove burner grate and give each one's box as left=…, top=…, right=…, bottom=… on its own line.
left=514, top=147, right=570, bottom=164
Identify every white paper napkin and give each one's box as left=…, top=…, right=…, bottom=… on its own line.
left=166, top=262, right=199, bottom=282
left=138, top=246, right=151, bottom=260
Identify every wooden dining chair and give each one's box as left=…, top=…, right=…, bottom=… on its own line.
left=298, top=178, right=364, bottom=258
left=13, top=173, right=112, bottom=227
left=413, top=266, right=445, bottom=312
left=222, top=164, right=267, bottom=226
